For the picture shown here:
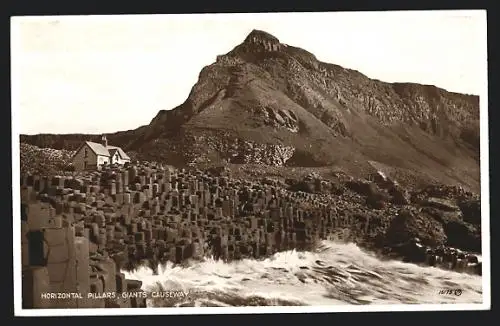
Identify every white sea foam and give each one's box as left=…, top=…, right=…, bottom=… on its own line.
left=123, top=240, right=482, bottom=307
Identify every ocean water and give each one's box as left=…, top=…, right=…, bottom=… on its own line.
left=122, top=240, right=482, bottom=307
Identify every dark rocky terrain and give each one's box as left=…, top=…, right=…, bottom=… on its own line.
left=20, top=143, right=75, bottom=175
left=20, top=160, right=482, bottom=308
left=21, top=29, right=480, bottom=193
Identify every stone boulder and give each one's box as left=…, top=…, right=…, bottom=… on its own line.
left=443, top=218, right=481, bottom=252
left=345, top=180, right=378, bottom=197
left=395, top=238, right=428, bottom=263
left=345, top=180, right=390, bottom=209
left=458, top=199, right=481, bottom=225
left=384, top=208, right=447, bottom=247
left=423, top=197, right=460, bottom=212
left=421, top=207, right=481, bottom=252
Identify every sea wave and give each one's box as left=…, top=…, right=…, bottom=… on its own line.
left=122, top=240, right=482, bottom=307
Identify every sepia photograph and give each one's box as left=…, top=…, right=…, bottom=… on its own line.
left=11, top=10, right=490, bottom=316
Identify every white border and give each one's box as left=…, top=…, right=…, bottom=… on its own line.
left=478, top=9, right=491, bottom=311
left=12, top=17, right=23, bottom=316
left=12, top=11, right=490, bottom=316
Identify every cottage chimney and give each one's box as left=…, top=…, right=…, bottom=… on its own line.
left=101, top=135, right=108, bottom=147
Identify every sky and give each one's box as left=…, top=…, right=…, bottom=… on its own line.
left=11, top=11, right=488, bottom=135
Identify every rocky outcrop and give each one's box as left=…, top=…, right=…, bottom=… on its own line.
left=241, top=29, right=285, bottom=52
left=189, top=133, right=295, bottom=165
left=384, top=208, right=447, bottom=247
left=411, top=189, right=481, bottom=252
left=382, top=237, right=481, bottom=273
left=423, top=197, right=460, bottom=212
left=257, top=106, right=299, bottom=132
left=20, top=161, right=482, bottom=310
left=414, top=184, right=479, bottom=201
left=20, top=143, right=75, bottom=175
left=134, top=132, right=295, bottom=167
left=421, top=206, right=481, bottom=252
left=458, top=199, right=481, bottom=225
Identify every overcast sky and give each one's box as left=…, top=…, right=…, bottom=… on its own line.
left=11, top=11, right=487, bottom=135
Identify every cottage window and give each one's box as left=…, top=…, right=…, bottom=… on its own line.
left=84, top=148, right=88, bottom=158
left=84, top=161, right=87, bottom=169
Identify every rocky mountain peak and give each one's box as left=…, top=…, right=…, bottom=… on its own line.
left=244, top=29, right=280, bottom=43
left=239, top=29, right=284, bottom=52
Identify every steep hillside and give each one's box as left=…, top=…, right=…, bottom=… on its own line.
left=20, top=29, right=481, bottom=192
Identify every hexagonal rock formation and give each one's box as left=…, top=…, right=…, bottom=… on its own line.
left=19, top=160, right=481, bottom=308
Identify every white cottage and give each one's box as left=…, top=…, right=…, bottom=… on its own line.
left=71, top=135, right=131, bottom=170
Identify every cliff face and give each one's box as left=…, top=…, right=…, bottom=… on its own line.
left=150, top=29, right=478, bottom=133
left=20, top=29, right=481, bottom=191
